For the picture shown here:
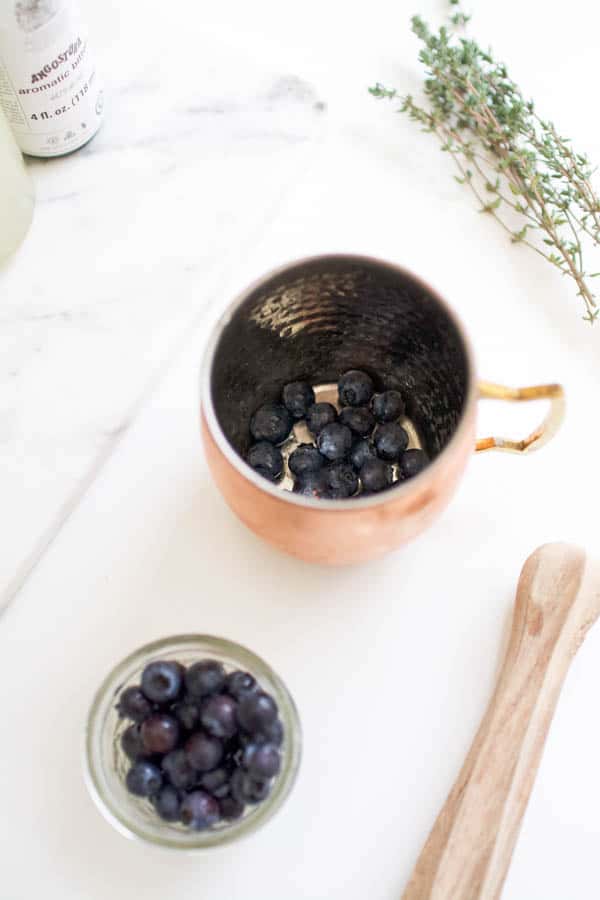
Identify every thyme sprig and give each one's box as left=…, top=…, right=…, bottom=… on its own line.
left=371, top=12, right=600, bottom=322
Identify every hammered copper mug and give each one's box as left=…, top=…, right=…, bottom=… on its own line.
left=200, top=254, right=564, bottom=565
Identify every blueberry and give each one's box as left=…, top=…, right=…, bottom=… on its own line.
left=399, top=448, right=429, bottom=479
left=180, top=790, right=220, bottom=830
left=185, top=660, right=226, bottom=698
left=213, top=783, right=231, bottom=800
left=140, top=661, right=183, bottom=704
left=229, top=767, right=247, bottom=802
left=125, top=760, right=163, bottom=797
left=230, top=768, right=271, bottom=804
left=246, top=441, right=283, bottom=482
left=373, top=422, right=409, bottom=461
left=237, top=691, right=278, bottom=735
left=371, top=390, right=405, bottom=422
left=242, top=743, right=281, bottom=778
left=185, top=732, right=223, bottom=772
left=325, top=462, right=358, bottom=499
left=200, top=694, right=238, bottom=739
left=173, top=700, right=201, bottom=731
left=349, top=439, right=377, bottom=472
left=282, top=381, right=315, bottom=419
left=360, top=458, right=393, bottom=493
left=162, top=748, right=197, bottom=790
left=305, top=402, right=337, bottom=435
left=116, top=686, right=153, bottom=723
left=293, top=470, right=328, bottom=498
left=152, top=785, right=182, bottom=822
left=338, top=406, right=375, bottom=438
left=225, top=670, right=257, bottom=700
left=317, top=423, right=352, bottom=461
left=140, top=713, right=180, bottom=754
left=261, top=718, right=284, bottom=747
left=249, top=403, right=292, bottom=445
left=219, top=796, right=245, bottom=821
left=121, top=724, right=146, bottom=761
left=288, top=443, right=324, bottom=477
left=338, top=370, right=374, bottom=407
left=199, top=767, right=230, bottom=796
left=241, top=718, right=284, bottom=747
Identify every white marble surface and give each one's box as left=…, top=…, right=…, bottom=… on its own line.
left=3, top=0, right=600, bottom=897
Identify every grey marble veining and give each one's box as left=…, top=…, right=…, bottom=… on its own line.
left=0, top=18, right=326, bottom=608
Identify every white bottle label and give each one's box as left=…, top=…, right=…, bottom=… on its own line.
left=0, top=0, right=103, bottom=156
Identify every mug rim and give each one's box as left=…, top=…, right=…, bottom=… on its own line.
left=200, top=253, right=478, bottom=511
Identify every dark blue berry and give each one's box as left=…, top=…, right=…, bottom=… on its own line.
left=305, top=402, right=337, bottom=435
left=246, top=441, right=283, bottom=482
left=185, top=732, right=223, bottom=772
left=199, top=767, right=230, bottom=796
left=152, top=785, right=181, bottom=822
left=338, top=406, right=375, bottom=437
left=349, top=439, right=377, bottom=472
left=225, top=670, right=257, bottom=700
left=373, top=422, right=409, bottom=461
left=360, top=457, right=393, bottom=493
left=249, top=403, right=292, bottom=445
left=317, top=423, right=352, bottom=461
left=288, top=443, right=324, bottom=477
left=230, top=767, right=249, bottom=803
left=200, top=694, right=238, bottom=739
left=293, top=470, right=328, bottom=498
left=261, top=717, right=284, bottom=746
left=173, top=699, right=201, bottom=731
left=140, top=713, right=180, bottom=754
left=180, top=790, right=220, bottom=830
left=399, top=448, right=429, bottom=479
left=371, top=390, right=405, bottom=422
left=121, top=724, right=146, bottom=761
left=219, top=796, right=245, bottom=820
left=213, top=784, right=230, bottom=800
left=140, top=661, right=183, bottom=704
left=241, top=717, right=284, bottom=747
left=237, top=691, right=278, bottom=735
left=325, top=461, right=358, bottom=499
left=125, top=760, right=163, bottom=797
left=242, top=743, right=281, bottom=778
left=116, top=686, right=153, bottom=723
left=230, top=768, right=271, bottom=804
left=185, top=660, right=226, bottom=698
left=161, top=749, right=197, bottom=790
left=282, top=381, right=315, bottom=419
left=338, top=370, right=374, bottom=407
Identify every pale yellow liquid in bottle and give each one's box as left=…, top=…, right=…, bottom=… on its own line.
left=0, top=105, right=34, bottom=263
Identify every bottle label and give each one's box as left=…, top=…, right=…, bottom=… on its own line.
left=0, top=0, right=103, bottom=156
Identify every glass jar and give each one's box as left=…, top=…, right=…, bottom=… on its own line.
left=84, top=634, right=302, bottom=850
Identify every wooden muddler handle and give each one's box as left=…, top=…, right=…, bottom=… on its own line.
left=403, top=543, right=600, bottom=900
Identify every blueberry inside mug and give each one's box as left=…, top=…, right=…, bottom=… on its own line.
left=200, top=254, right=564, bottom=565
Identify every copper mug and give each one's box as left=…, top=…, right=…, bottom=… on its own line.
left=200, top=254, right=564, bottom=565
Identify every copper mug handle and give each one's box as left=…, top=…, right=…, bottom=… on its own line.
left=475, top=381, right=565, bottom=454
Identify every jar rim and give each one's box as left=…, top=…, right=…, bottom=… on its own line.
left=83, top=633, right=302, bottom=850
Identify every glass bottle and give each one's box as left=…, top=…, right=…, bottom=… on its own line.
left=0, top=103, right=33, bottom=262
left=0, top=0, right=104, bottom=157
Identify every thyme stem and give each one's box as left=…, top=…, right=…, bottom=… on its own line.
left=370, top=7, right=600, bottom=322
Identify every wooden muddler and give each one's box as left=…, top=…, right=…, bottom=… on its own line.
left=403, top=543, right=600, bottom=900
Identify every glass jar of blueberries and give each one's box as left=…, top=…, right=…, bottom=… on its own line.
left=84, top=635, right=301, bottom=850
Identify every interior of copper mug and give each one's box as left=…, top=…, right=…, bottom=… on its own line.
left=210, top=257, right=471, bottom=462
